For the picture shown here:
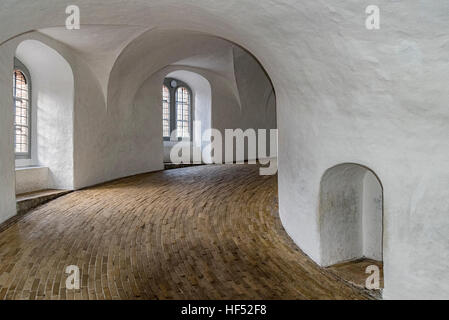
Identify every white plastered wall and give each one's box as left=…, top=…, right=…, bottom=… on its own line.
left=0, top=0, right=448, bottom=299
left=0, top=41, right=17, bottom=222
left=319, top=164, right=383, bottom=267
left=16, top=40, right=74, bottom=190
left=0, top=32, right=77, bottom=219
left=15, top=167, right=49, bottom=195
left=363, top=171, right=383, bottom=261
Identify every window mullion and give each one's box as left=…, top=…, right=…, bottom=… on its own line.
left=170, top=86, right=176, bottom=139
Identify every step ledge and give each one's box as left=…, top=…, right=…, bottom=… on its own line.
left=16, top=189, right=70, bottom=203
left=15, top=166, right=48, bottom=171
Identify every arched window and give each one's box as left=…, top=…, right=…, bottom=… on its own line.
left=162, top=78, right=192, bottom=140
left=162, top=85, right=170, bottom=138
left=13, top=63, right=31, bottom=158
left=175, top=87, right=191, bottom=139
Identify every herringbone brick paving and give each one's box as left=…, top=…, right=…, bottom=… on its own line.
left=0, top=165, right=370, bottom=300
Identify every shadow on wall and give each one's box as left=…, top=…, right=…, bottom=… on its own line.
left=319, top=163, right=383, bottom=267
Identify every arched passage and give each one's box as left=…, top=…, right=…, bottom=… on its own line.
left=319, top=163, right=383, bottom=267
left=164, top=70, right=212, bottom=163
left=0, top=1, right=447, bottom=299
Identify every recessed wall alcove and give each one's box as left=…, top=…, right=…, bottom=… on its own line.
left=319, top=163, right=383, bottom=267
left=15, top=39, right=74, bottom=192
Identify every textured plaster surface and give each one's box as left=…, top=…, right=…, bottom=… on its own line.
left=39, top=25, right=149, bottom=101
left=362, top=171, right=383, bottom=261
left=0, top=0, right=448, bottom=299
left=15, top=167, right=49, bottom=195
left=16, top=40, right=74, bottom=190
left=320, top=164, right=383, bottom=266
left=320, top=164, right=365, bottom=266
left=0, top=42, right=17, bottom=223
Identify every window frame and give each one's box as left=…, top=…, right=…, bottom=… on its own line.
left=163, top=78, right=193, bottom=142
left=13, top=58, right=32, bottom=160
left=162, top=84, right=171, bottom=139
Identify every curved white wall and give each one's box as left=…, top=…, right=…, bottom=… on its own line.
left=363, top=171, right=383, bottom=261
left=0, top=0, right=448, bottom=299
left=320, top=164, right=383, bottom=266
left=233, top=46, right=276, bottom=132
left=0, top=41, right=17, bottom=222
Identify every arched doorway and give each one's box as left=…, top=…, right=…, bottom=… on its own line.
left=163, top=70, right=213, bottom=164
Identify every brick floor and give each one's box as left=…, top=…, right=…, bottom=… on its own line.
left=0, top=165, right=371, bottom=300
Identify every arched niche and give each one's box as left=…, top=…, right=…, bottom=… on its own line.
left=319, top=163, right=383, bottom=267
left=15, top=39, right=74, bottom=190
